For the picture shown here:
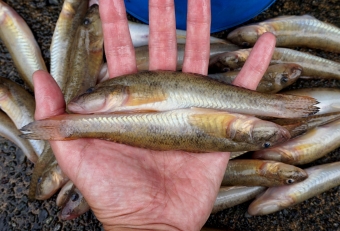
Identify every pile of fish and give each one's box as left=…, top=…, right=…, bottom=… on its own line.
left=1, top=0, right=340, bottom=224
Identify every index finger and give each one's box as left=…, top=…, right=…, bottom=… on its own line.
left=99, top=0, right=137, bottom=78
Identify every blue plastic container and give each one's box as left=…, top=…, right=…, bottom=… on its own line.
left=124, top=0, right=276, bottom=33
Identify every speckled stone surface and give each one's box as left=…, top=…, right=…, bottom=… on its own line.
left=0, top=0, right=340, bottom=230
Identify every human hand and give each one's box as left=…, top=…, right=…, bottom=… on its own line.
left=33, top=0, right=275, bottom=230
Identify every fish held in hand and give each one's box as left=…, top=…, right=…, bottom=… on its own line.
left=67, top=71, right=319, bottom=118
left=227, top=15, right=340, bottom=53
left=222, top=159, right=307, bottom=187
left=248, top=162, right=340, bottom=215
left=20, top=109, right=291, bottom=152
left=0, top=0, right=47, bottom=90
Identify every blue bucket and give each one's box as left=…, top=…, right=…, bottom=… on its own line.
left=124, top=0, right=276, bottom=33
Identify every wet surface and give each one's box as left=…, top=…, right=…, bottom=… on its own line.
left=0, top=0, right=340, bottom=230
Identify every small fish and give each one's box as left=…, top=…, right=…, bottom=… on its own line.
left=136, top=43, right=240, bottom=71
left=0, top=110, right=38, bottom=163
left=227, top=15, right=340, bottom=53
left=0, top=0, right=47, bottom=90
left=208, top=63, right=302, bottom=93
left=128, top=20, right=228, bottom=47
left=253, top=118, right=340, bottom=165
left=212, top=186, right=266, bottom=214
left=50, top=0, right=88, bottom=93
left=209, top=48, right=340, bottom=79
left=63, top=4, right=103, bottom=104
left=35, top=159, right=69, bottom=200
left=20, top=108, right=291, bottom=152
left=59, top=187, right=90, bottom=220
left=56, top=180, right=75, bottom=207
left=282, top=88, right=340, bottom=115
left=248, top=162, right=340, bottom=215
left=67, top=71, right=319, bottom=118
left=221, top=159, right=308, bottom=187
left=0, top=77, right=45, bottom=156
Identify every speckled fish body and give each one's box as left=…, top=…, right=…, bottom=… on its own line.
left=0, top=1, right=47, bottom=90
left=128, top=20, right=228, bottom=47
left=272, top=112, right=340, bottom=138
left=136, top=43, right=240, bottom=71
left=221, top=159, right=307, bottom=187
left=0, top=77, right=45, bottom=156
left=248, top=162, right=340, bottom=216
left=56, top=180, right=75, bottom=207
left=35, top=159, right=69, bottom=200
left=0, top=110, right=37, bottom=163
left=227, top=15, right=340, bottom=53
left=253, top=119, right=340, bottom=165
left=208, top=63, right=302, bottom=93
left=63, top=4, right=103, bottom=104
left=67, top=71, right=319, bottom=118
left=282, top=88, right=340, bottom=115
left=50, top=0, right=88, bottom=93
left=209, top=48, right=340, bottom=79
left=59, top=187, right=90, bottom=220
left=212, top=186, right=266, bottom=214
left=20, top=109, right=291, bottom=152
left=28, top=144, right=55, bottom=200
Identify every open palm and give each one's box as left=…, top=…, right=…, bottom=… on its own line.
left=33, top=0, right=275, bottom=230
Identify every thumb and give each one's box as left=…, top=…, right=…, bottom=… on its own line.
left=33, top=70, right=66, bottom=120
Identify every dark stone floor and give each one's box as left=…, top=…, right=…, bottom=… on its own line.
left=0, top=0, right=340, bottom=230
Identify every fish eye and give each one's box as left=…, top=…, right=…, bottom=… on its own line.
left=286, top=179, right=295, bottom=184
left=222, top=67, right=230, bottom=72
left=85, top=87, right=95, bottom=93
left=71, top=193, right=79, bottom=202
left=263, top=142, right=271, bottom=148
left=242, top=42, right=250, bottom=47
left=37, top=177, right=42, bottom=184
left=83, top=18, right=91, bottom=25
left=281, top=74, right=289, bottom=83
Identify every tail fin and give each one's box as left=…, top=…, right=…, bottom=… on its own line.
left=279, top=94, right=319, bottom=118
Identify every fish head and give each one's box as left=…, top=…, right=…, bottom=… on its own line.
left=82, top=4, right=103, bottom=45
left=277, top=164, right=308, bottom=185
left=56, top=181, right=75, bottom=207
left=273, top=63, right=302, bottom=88
left=248, top=186, right=295, bottom=215
left=35, top=164, right=68, bottom=200
left=227, top=25, right=267, bottom=47
left=59, top=188, right=90, bottom=220
left=251, top=120, right=291, bottom=149
left=67, top=85, right=128, bottom=114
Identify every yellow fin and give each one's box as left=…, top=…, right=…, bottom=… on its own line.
left=124, top=85, right=168, bottom=106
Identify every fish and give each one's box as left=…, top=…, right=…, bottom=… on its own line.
left=35, top=159, right=69, bottom=200
left=0, top=110, right=38, bottom=163
left=248, top=162, right=340, bottom=215
left=208, top=63, right=302, bottom=93
left=128, top=20, right=228, bottom=47
left=212, top=186, right=266, bottom=214
left=272, top=112, right=340, bottom=138
left=252, top=118, right=340, bottom=165
left=20, top=108, right=291, bottom=152
left=63, top=4, right=103, bottom=104
left=50, top=0, right=88, bottom=93
left=221, top=159, right=308, bottom=187
left=209, top=48, right=340, bottom=79
left=0, top=0, right=47, bottom=90
left=28, top=144, right=55, bottom=200
left=282, top=88, right=340, bottom=115
left=59, top=187, right=90, bottom=220
left=135, top=43, right=240, bottom=71
left=56, top=180, right=75, bottom=207
left=227, top=15, right=340, bottom=53
left=67, top=71, right=319, bottom=118
left=0, top=77, right=45, bottom=156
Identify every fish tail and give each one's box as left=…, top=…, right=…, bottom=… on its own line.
left=281, top=94, right=319, bottom=117
left=20, top=120, right=67, bottom=140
